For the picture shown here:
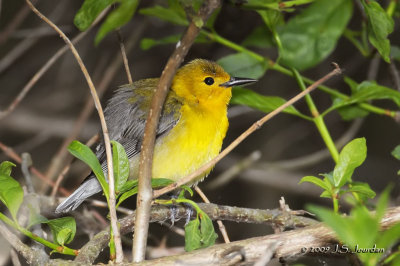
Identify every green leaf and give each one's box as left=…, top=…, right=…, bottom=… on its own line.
left=74, top=0, right=115, bottom=31
left=217, top=53, right=268, bottom=79
left=95, top=0, right=139, bottom=45
left=375, top=186, right=391, bottom=221
left=199, top=212, right=217, bottom=248
left=242, top=26, right=274, bottom=49
left=118, top=179, right=138, bottom=194
left=277, top=0, right=352, bottom=70
left=347, top=182, right=376, bottom=199
left=336, top=104, right=370, bottom=121
left=0, top=174, right=23, bottom=221
left=231, top=87, right=304, bottom=117
left=391, top=145, right=400, bottom=160
left=185, top=219, right=202, bottom=251
left=68, top=141, right=109, bottom=197
left=141, top=34, right=181, bottom=50
left=43, top=217, right=76, bottom=246
left=333, top=138, right=367, bottom=188
left=178, top=185, right=193, bottom=199
left=299, top=176, right=330, bottom=191
left=116, top=186, right=137, bottom=208
left=391, top=45, right=400, bottom=61
left=111, top=141, right=130, bottom=193
left=27, top=204, right=48, bottom=229
left=362, top=0, right=394, bottom=63
left=139, top=1, right=188, bottom=26
left=0, top=161, right=16, bottom=176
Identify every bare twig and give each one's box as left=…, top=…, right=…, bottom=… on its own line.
left=389, top=61, right=400, bottom=92
left=0, top=7, right=109, bottom=121
left=25, top=0, right=123, bottom=262
left=153, top=64, right=342, bottom=198
left=0, top=38, right=38, bottom=74
left=117, top=29, right=133, bottom=84
left=0, top=141, right=70, bottom=196
left=195, top=186, right=230, bottom=243
left=133, top=0, right=222, bottom=262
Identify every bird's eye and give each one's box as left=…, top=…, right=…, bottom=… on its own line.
left=204, top=77, right=214, bottom=85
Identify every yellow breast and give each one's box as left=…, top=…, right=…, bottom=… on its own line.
left=129, top=103, right=228, bottom=184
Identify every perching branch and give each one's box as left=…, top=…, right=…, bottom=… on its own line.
left=153, top=63, right=342, bottom=198
left=133, top=0, right=221, bottom=262
left=24, top=1, right=123, bottom=262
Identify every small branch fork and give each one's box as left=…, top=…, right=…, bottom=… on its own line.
left=24, top=0, right=123, bottom=262
left=153, top=63, right=342, bottom=198
left=133, top=0, right=221, bottom=262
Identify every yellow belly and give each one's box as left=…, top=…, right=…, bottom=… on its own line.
left=129, top=104, right=228, bottom=184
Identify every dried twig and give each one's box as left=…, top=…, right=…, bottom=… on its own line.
left=133, top=0, right=222, bottom=262
left=24, top=0, right=123, bottom=262
left=153, top=64, right=342, bottom=198
left=117, top=29, right=133, bottom=84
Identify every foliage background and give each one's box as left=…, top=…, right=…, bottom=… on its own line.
left=0, top=0, right=400, bottom=265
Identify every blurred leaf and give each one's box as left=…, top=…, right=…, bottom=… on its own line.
left=391, top=145, right=400, bottom=160
left=0, top=161, right=15, bottom=177
left=140, top=34, right=209, bottom=50
left=74, top=0, right=115, bottom=31
left=112, top=141, right=130, bottom=193
left=362, top=0, right=394, bottom=63
left=336, top=103, right=369, bottom=121
left=218, top=53, right=268, bottom=79
left=139, top=0, right=188, bottom=26
left=68, top=141, right=109, bottom=197
left=347, top=182, right=376, bottom=199
left=391, top=45, right=400, bottom=61
left=43, top=217, right=76, bottom=246
left=185, top=219, right=202, bottom=251
left=95, top=0, right=139, bottom=45
left=242, top=26, right=274, bottom=48
left=231, top=87, right=304, bottom=117
left=240, top=0, right=314, bottom=11
left=278, top=0, right=352, bottom=70
left=333, top=138, right=367, bottom=188
left=27, top=204, right=48, bottom=229
left=0, top=173, right=23, bottom=222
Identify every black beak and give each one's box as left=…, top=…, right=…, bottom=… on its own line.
left=219, top=77, right=257, bottom=87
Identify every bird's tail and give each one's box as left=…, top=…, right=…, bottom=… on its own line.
left=55, top=177, right=102, bottom=213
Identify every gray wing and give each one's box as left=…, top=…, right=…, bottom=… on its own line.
left=97, top=78, right=182, bottom=165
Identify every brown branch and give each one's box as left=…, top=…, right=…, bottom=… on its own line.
left=133, top=0, right=222, bottom=262
left=153, top=63, right=342, bottom=198
left=75, top=202, right=316, bottom=264
left=24, top=1, right=123, bottom=262
left=117, top=29, right=133, bottom=84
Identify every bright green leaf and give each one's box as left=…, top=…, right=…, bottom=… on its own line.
left=0, top=161, right=16, bottom=176
left=68, top=141, right=109, bottom=197
left=0, top=174, right=23, bottom=221
left=44, top=217, right=76, bottom=246
left=278, top=0, right=352, bottom=70
left=347, top=182, right=376, bottom=199
left=116, top=186, right=137, bottom=208
left=218, top=52, right=268, bottom=79
left=362, top=0, right=394, bottom=63
left=74, top=0, right=115, bottom=31
left=299, top=176, right=330, bottom=191
left=231, top=87, right=305, bottom=118
left=95, top=0, right=139, bottom=45
left=184, top=219, right=202, bottom=251
left=333, top=138, right=367, bottom=188
left=111, top=141, right=130, bottom=193
left=199, top=212, right=217, bottom=248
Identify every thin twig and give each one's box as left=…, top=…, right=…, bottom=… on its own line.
left=389, top=61, right=400, bottom=92
left=0, top=141, right=70, bottom=196
left=195, top=186, right=230, bottom=243
left=24, top=0, right=123, bottom=262
left=0, top=7, right=110, bottom=121
left=133, top=0, right=221, bottom=262
left=153, top=63, right=342, bottom=198
left=117, top=29, right=133, bottom=84
left=0, top=37, right=38, bottom=74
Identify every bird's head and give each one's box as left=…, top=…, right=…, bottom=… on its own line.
left=172, top=59, right=256, bottom=107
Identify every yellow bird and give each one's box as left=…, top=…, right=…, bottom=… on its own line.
left=56, top=59, right=256, bottom=213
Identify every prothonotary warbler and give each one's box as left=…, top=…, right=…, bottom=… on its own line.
left=55, top=59, right=256, bottom=213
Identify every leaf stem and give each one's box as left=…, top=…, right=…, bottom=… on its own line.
left=0, top=212, right=77, bottom=256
